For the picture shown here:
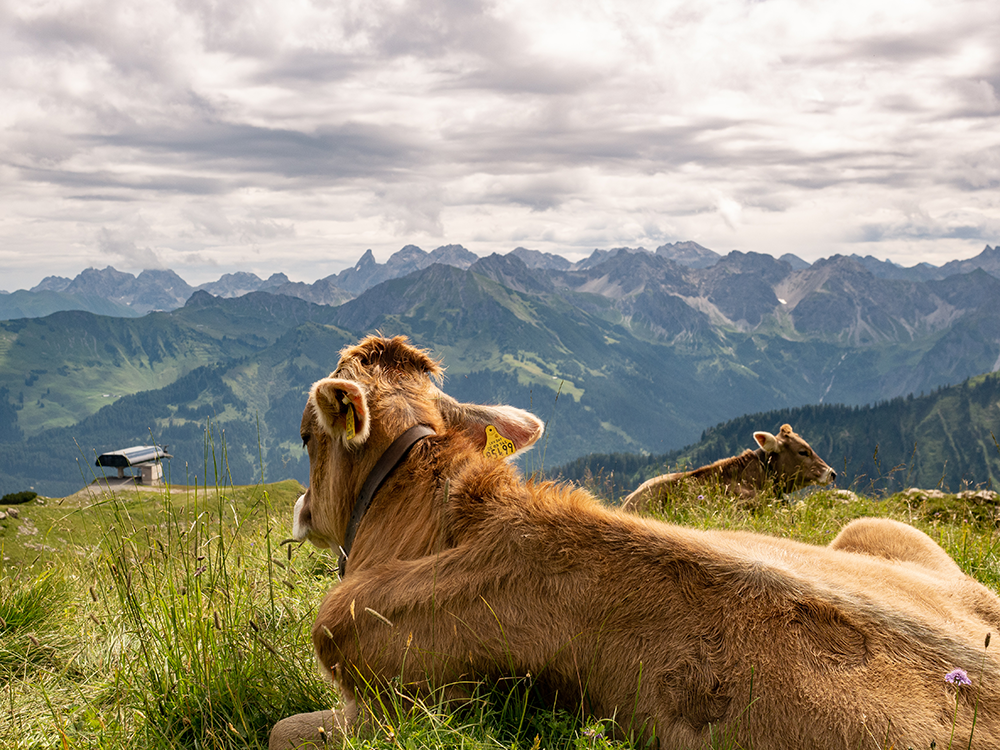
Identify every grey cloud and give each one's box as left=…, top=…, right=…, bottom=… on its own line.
left=4, top=0, right=999, bottom=282
left=183, top=205, right=294, bottom=241
left=878, top=94, right=931, bottom=114
left=784, top=29, right=958, bottom=68
left=97, top=226, right=166, bottom=268
left=944, top=80, right=1000, bottom=118
left=445, top=115, right=742, bottom=171
left=67, top=194, right=137, bottom=202
left=370, top=0, right=514, bottom=60
left=949, top=145, right=1000, bottom=191
left=234, top=218, right=295, bottom=241
left=175, top=0, right=280, bottom=57
left=258, top=50, right=366, bottom=85
left=185, top=207, right=235, bottom=237
left=853, top=220, right=997, bottom=244
left=454, top=64, right=599, bottom=96
left=14, top=7, right=177, bottom=83
left=86, top=120, right=427, bottom=182
left=252, top=0, right=598, bottom=97
left=853, top=33, right=956, bottom=63
left=373, top=182, right=445, bottom=235
left=16, top=162, right=228, bottom=195
left=480, top=175, right=580, bottom=211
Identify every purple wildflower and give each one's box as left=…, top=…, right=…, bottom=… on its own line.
left=697, top=495, right=705, bottom=500
left=945, top=668, right=972, bottom=687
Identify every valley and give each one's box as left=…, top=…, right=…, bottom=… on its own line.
left=2, top=242, right=1000, bottom=498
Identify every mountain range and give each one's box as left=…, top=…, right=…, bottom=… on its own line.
left=7, top=241, right=1000, bottom=320
left=1, top=241, right=1000, bottom=497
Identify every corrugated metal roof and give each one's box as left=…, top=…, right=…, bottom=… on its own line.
left=95, top=445, right=171, bottom=468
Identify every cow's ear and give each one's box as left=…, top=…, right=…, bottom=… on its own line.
left=309, top=377, right=370, bottom=446
left=753, top=430, right=779, bottom=453
left=437, top=395, right=544, bottom=458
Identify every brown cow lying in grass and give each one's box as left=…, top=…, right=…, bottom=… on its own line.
left=272, top=335, right=1000, bottom=750
left=622, top=424, right=836, bottom=512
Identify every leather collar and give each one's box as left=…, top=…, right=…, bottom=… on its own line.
left=338, top=424, right=435, bottom=578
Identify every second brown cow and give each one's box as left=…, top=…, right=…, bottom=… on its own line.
left=622, top=423, right=836, bottom=512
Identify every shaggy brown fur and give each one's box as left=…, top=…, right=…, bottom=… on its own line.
left=622, top=424, right=836, bottom=511
left=273, top=335, right=1000, bottom=750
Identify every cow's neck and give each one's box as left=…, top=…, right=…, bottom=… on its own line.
left=342, top=432, right=512, bottom=575
left=750, top=448, right=780, bottom=493
left=700, top=449, right=777, bottom=492
left=338, top=424, right=435, bottom=577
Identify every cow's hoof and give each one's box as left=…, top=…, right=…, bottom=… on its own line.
left=268, top=710, right=341, bottom=749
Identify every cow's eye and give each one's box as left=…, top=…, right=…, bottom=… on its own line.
left=301, top=433, right=311, bottom=448
left=798, top=449, right=810, bottom=456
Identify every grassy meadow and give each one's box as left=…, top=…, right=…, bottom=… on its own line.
left=3, top=466, right=1000, bottom=749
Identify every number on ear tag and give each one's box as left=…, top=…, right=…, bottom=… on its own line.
left=345, top=406, right=356, bottom=440
left=483, top=425, right=516, bottom=458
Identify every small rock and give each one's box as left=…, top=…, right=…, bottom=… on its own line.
left=832, top=489, right=860, bottom=503
left=958, top=490, right=998, bottom=504
left=903, top=488, right=947, bottom=500
left=6, top=507, right=19, bottom=519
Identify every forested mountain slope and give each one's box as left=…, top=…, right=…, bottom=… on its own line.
left=3, top=247, right=1000, bottom=497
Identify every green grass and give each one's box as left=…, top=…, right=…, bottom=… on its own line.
left=1, top=476, right=337, bottom=750
left=4, top=470, right=1000, bottom=749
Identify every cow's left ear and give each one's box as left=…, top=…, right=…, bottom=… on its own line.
left=309, top=377, right=371, bottom=446
left=437, top=395, right=544, bottom=458
left=753, top=430, right=779, bottom=453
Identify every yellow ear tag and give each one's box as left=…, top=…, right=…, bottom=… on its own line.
left=344, top=406, right=356, bottom=440
left=483, top=425, right=516, bottom=458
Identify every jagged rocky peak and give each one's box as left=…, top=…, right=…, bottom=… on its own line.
left=938, top=244, right=1000, bottom=279
left=509, top=247, right=573, bottom=271
left=428, top=244, right=478, bottom=268
left=712, top=250, right=793, bottom=285
left=779, top=253, right=810, bottom=271
left=64, top=266, right=137, bottom=297
left=197, top=272, right=265, bottom=298
left=926, top=268, right=1000, bottom=309
left=354, top=248, right=377, bottom=270
left=136, top=268, right=193, bottom=293
left=807, top=254, right=873, bottom=276
left=260, top=272, right=291, bottom=290
left=56, top=265, right=192, bottom=313
left=31, top=275, right=73, bottom=293
left=655, top=241, right=721, bottom=268
left=127, top=269, right=195, bottom=312
left=847, top=254, right=939, bottom=282
left=554, top=248, right=683, bottom=299
left=273, top=276, right=353, bottom=307
left=387, top=244, right=429, bottom=267
left=470, top=253, right=555, bottom=293
left=575, top=246, right=649, bottom=270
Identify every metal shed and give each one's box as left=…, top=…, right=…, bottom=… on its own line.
left=95, top=445, right=171, bottom=485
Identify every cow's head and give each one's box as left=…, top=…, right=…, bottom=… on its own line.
left=293, top=335, right=544, bottom=550
left=753, top=423, right=836, bottom=493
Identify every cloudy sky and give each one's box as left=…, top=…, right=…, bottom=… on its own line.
left=2, top=0, right=998, bottom=290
